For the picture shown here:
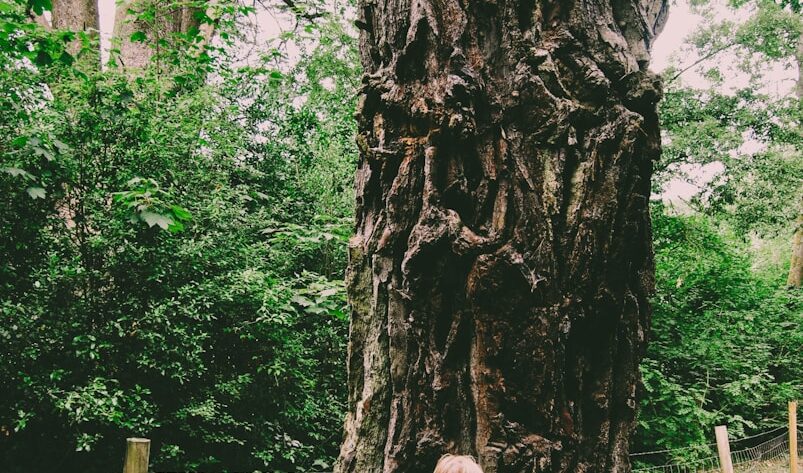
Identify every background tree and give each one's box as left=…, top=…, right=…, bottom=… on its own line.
left=786, top=11, right=802, bottom=286
left=0, top=1, right=356, bottom=471
left=656, top=0, right=801, bottom=286
left=51, top=0, right=97, bottom=30
left=112, top=0, right=217, bottom=70
left=632, top=0, right=803, bottom=461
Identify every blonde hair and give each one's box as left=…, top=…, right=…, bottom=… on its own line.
left=434, top=454, right=484, bottom=473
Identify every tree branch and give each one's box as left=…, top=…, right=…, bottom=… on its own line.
left=667, top=41, right=738, bottom=85
left=260, top=0, right=325, bottom=22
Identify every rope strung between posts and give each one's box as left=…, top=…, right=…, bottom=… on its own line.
left=631, top=426, right=802, bottom=473
left=731, top=430, right=791, bottom=473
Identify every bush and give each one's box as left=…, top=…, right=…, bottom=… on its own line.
left=634, top=204, right=802, bottom=459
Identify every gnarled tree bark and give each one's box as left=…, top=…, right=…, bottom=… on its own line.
left=337, top=1, right=667, bottom=472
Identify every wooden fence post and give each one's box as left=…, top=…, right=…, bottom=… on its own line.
left=791, top=401, right=798, bottom=473
left=123, top=437, right=150, bottom=473
left=715, top=425, right=734, bottom=473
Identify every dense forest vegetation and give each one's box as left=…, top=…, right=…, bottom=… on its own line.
left=0, top=0, right=800, bottom=471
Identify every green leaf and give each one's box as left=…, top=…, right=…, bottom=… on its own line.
left=2, top=168, right=33, bottom=179
left=167, top=221, right=185, bottom=233
left=26, top=187, right=46, bottom=199
left=130, top=31, right=147, bottom=43
left=34, top=50, right=52, bottom=66
left=32, top=145, right=55, bottom=161
left=170, top=205, right=192, bottom=221
left=30, top=0, right=52, bottom=16
left=291, top=295, right=313, bottom=307
left=318, top=288, right=338, bottom=298
left=139, top=211, right=173, bottom=230
left=59, top=52, right=74, bottom=66
left=59, top=31, right=75, bottom=44
left=52, top=139, right=70, bottom=153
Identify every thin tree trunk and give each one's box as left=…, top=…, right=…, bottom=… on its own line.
left=337, top=0, right=667, bottom=472
left=786, top=31, right=802, bottom=288
left=789, top=215, right=803, bottom=287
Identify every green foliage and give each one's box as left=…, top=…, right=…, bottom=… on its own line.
left=657, top=85, right=799, bottom=191
left=642, top=0, right=802, bottom=462
left=0, top=2, right=358, bottom=471
left=110, top=0, right=253, bottom=73
left=113, top=177, right=193, bottom=232
left=690, top=1, right=800, bottom=62
left=0, top=1, right=69, bottom=67
left=706, top=148, right=803, bottom=237
left=657, top=27, right=800, bottom=238
left=635, top=204, right=803, bottom=458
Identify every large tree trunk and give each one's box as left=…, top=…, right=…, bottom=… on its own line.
left=50, top=0, right=99, bottom=59
left=51, top=0, right=98, bottom=31
left=337, top=1, right=667, bottom=472
left=787, top=32, right=802, bottom=289
left=112, top=0, right=211, bottom=69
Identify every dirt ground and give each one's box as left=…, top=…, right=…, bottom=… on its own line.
left=735, top=458, right=802, bottom=473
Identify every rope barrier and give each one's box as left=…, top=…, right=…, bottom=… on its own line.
left=632, top=426, right=802, bottom=473
left=631, top=426, right=788, bottom=458
left=631, top=442, right=718, bottom=458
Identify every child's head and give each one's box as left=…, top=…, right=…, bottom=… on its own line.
left=433, top=454, right=483, bottom=473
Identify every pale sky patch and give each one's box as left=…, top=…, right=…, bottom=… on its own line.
left=93, top=1, right=797, bottom=204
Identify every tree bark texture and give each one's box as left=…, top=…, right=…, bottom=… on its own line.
left=113, top=0, right=206, bottom=69
left=789, top=214, right=803, bottom=288
left=50, top=0, right=99, bottom=57
left=51, top=0, right=98, bottom=31
left=337, top=1, right=668, bottom=472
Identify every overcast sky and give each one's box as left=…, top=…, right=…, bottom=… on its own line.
left=94, top=0, right=798, bottom=202
left=97, top=0, right=700, bottom=72
left=97, top=1, right=797, bottom=82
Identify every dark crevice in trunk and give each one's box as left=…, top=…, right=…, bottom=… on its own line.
left=517, top=0, right=535, bottom=32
